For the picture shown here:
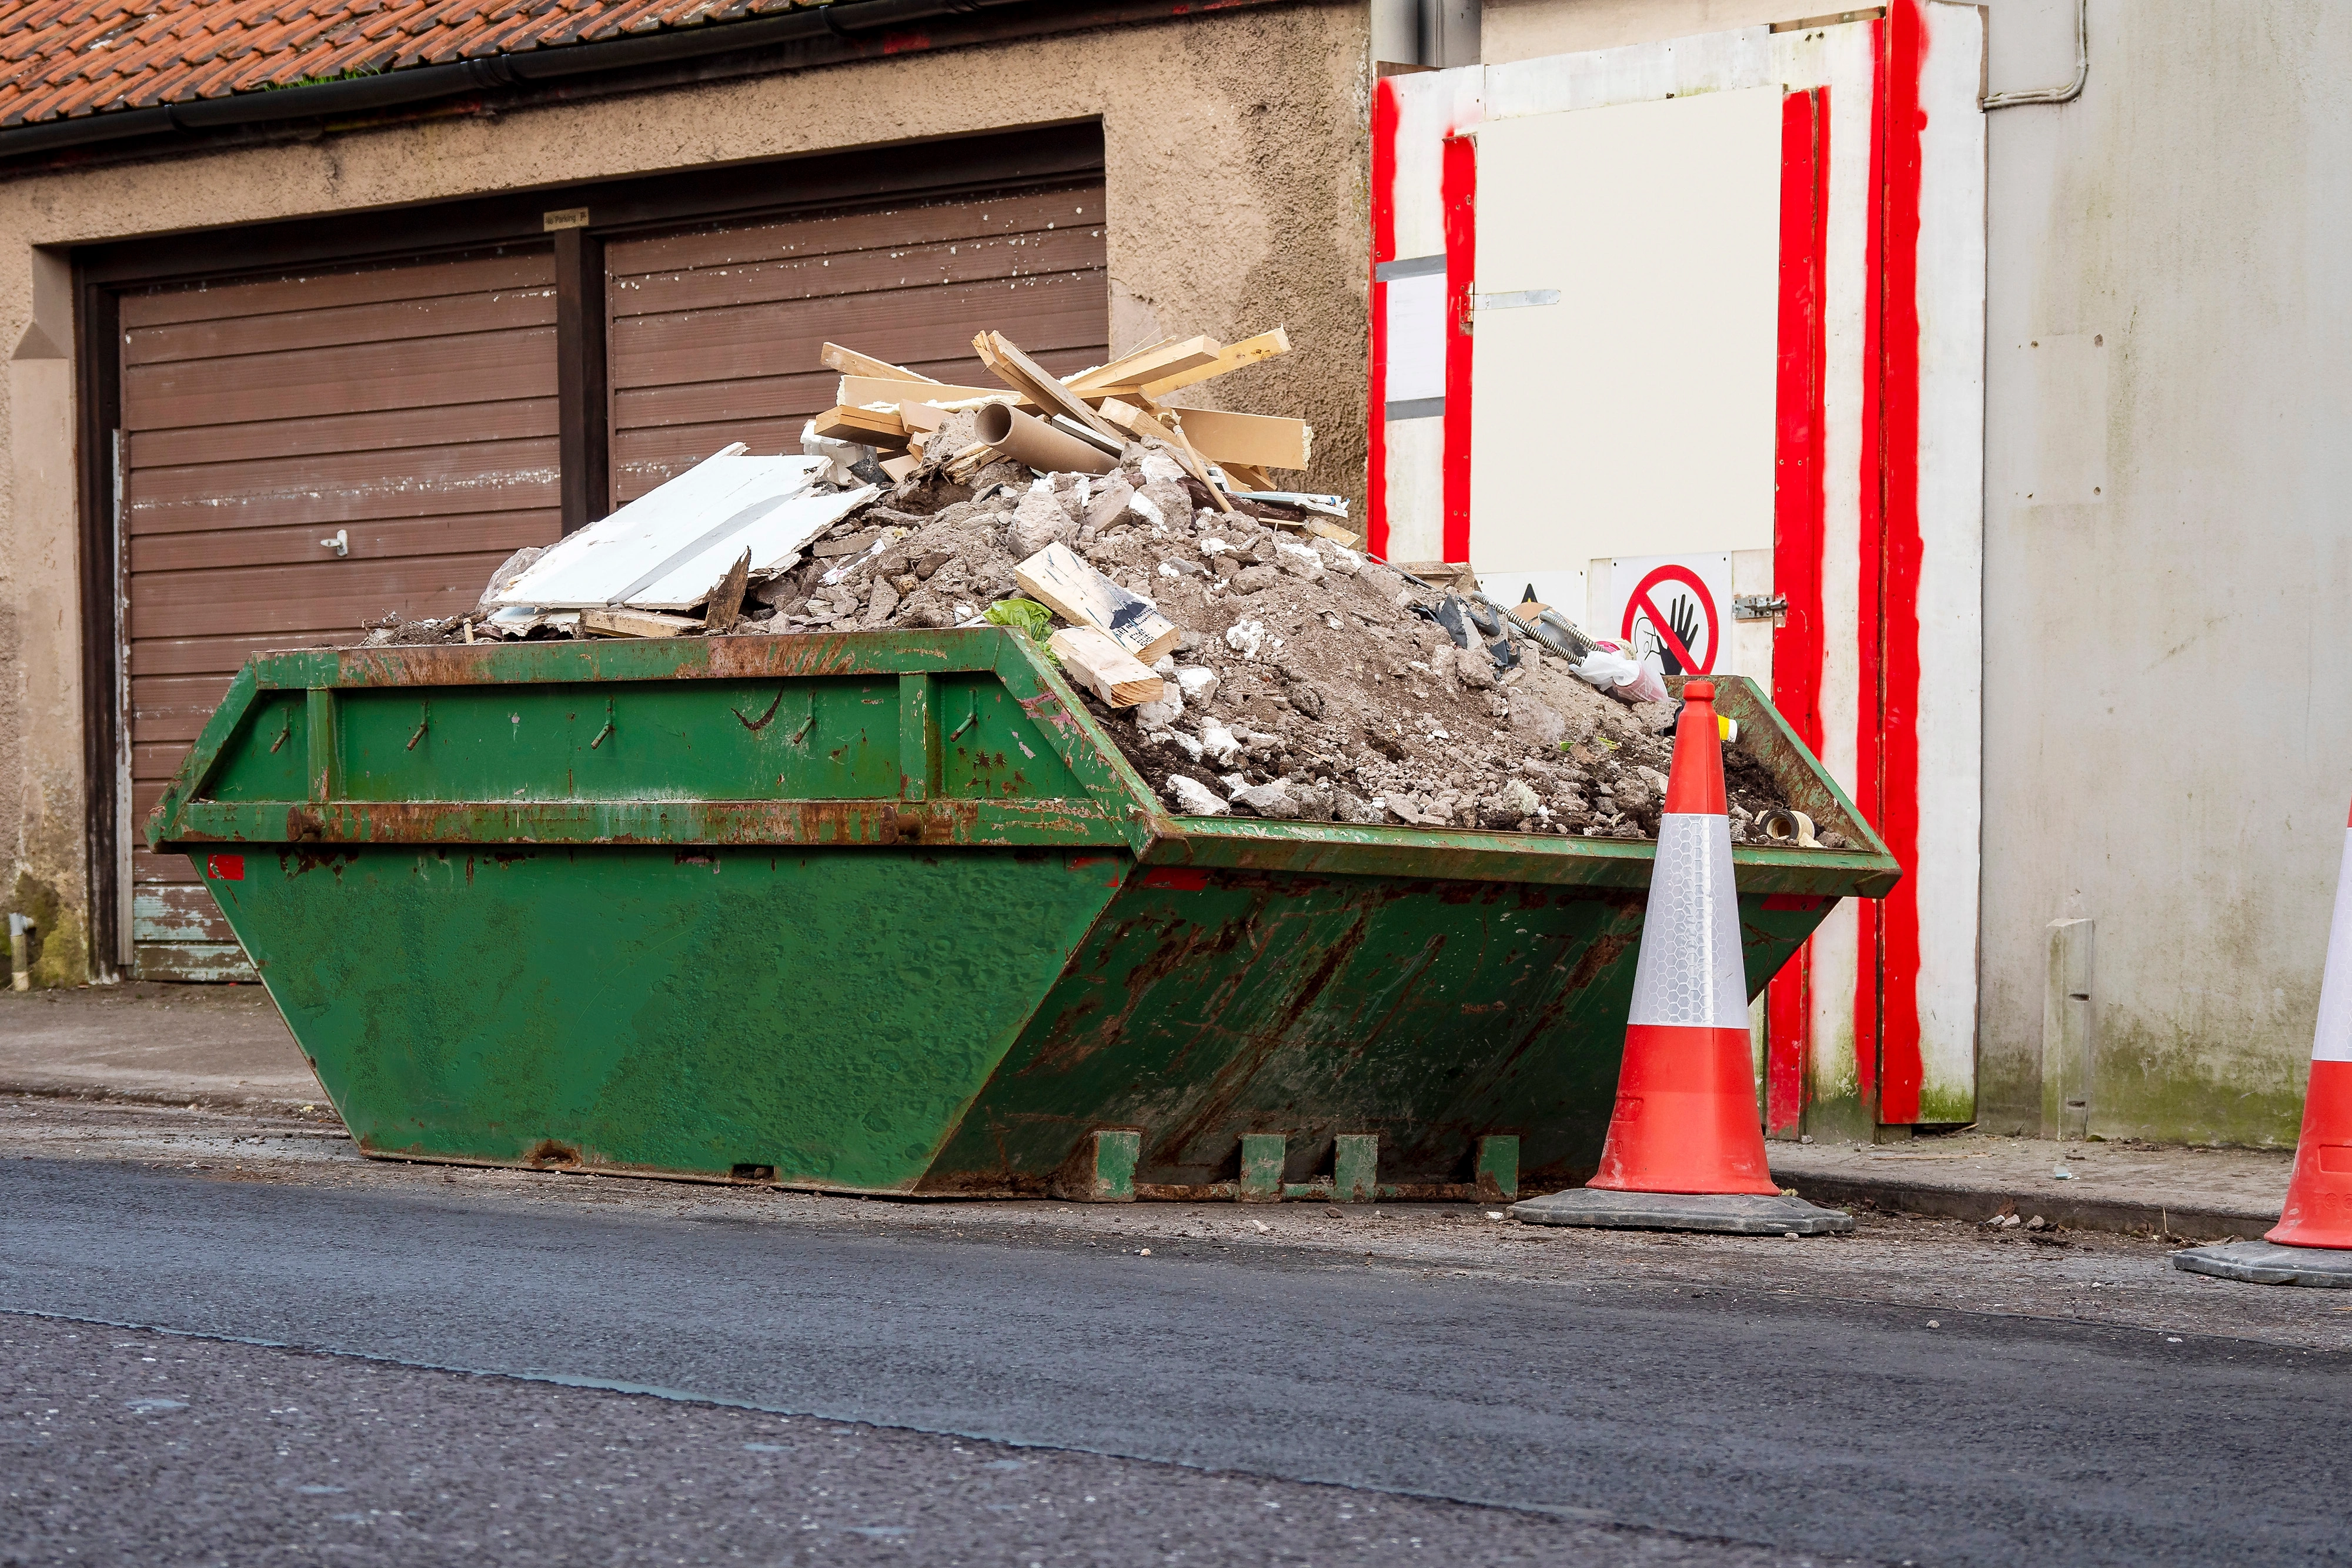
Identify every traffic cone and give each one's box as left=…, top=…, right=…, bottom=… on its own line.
left=1587, top=681, right=1779, bottom=1196
left=1511, top=681, right=1853, bottom=1235
left=2175, top=795, right=2352, bottom=1284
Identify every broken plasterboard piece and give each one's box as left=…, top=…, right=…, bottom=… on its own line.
left=1048, top=626, right=1167, bottom=708
left=581, top=607, right=700, bottom=638
left=1015, top=541, right=1183, bottom=663
left=490, top=450, right=876, bottom=613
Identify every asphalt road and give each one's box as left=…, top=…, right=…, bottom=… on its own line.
left=4, top=1158, right=2347, bottom=1566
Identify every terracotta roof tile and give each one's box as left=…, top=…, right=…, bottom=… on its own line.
left=0, top=0, right=839, bottom=123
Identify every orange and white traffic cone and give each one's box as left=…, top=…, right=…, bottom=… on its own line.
left=2176, top=795, right=2352, bottom=1285
left=1512, top=681, right=1853, bottom=1235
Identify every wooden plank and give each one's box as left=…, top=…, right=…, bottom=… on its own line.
left=1064, top=335, right=1223, bottom=397
left=1137, top=327, right=1292, bottom=399
left=822, top=343, right=940, bottom=382
left=1013, top=542, right=1182, bottom=663
left=126, top=437, right=561, bottom=536
left=810, top=404, right=911, bottom=447
left=1220, top=461, right=1277, bottom=492
left=133, top=941, right=257, bottom=984
left=1166, top=407, right=1313, bottom=471
left=582, top=607, right=700, bottom=638
left=1048, top=626, right=1166, bottom=708
left=975, top=331, right=1124, bottom=442
left=838, top=376, right=1026, bottom=409
left=125, top=285, right=557, bottom=368
left=119, top=250, right=556, bottom=330
left=606, top=186, right=1101, bottom=282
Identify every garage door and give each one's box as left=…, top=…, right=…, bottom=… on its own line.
left=118, top=248, right=562, bottom=981
left=606, top=180, right=1108, bottom=504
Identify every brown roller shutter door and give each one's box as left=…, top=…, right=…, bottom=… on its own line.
left=118, top=248, right=562, bottom=980
left=108, top=173, right=1107, bottom=982
left=606, top=180, right=1107, bottom=503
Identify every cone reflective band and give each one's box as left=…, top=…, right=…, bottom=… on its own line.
left=2266, top=796, right=2352, bottom=1249
left=1588, top=683, right=1779, bottom=1195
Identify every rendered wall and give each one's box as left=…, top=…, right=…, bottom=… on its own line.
left=0, top=1, right=1369, bottom=984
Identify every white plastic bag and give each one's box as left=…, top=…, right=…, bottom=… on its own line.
left=1573, top=640, right=1669, bottom=704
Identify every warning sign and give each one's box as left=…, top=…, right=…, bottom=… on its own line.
left=1602, top=555, right=1732, bottom=677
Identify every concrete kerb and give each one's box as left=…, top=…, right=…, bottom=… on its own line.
left=1773, top=1169, right=2278, bottom=1243
left=1510, top=1190, right=1856, bottom=1236
left=2170, top=1240, right=2352, bottom=1288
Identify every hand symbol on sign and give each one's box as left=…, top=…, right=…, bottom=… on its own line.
left=1659, top=595, right=1701, bottom=676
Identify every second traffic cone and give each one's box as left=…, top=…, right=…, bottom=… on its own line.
left=2270, top=797, right=2352, bottom=1249
left=1588, top=681, right=1778, bottom=1195
left=1509, top=682, right=1852, bottom=1235
left=2177, top=794, right=2352, bottom=1283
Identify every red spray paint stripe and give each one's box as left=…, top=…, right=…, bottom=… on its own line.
left=1767, top=86, right=1828, bottom=1136
left=1852, top=16, right=1888, bottom=1109
left=1439, top=132, right=1476, bottom=565
left=1875, top=0, right=1928, bottom=1124
left=1368, top=76, right=1399, bottom=561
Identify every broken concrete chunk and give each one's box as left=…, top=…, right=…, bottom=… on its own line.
left=1166, top=774, right=1230, bottom=815
left=1232, top=780, right=1302, bottom=820
left=1198, top=718, right=1245, bottom=767
left=1174, top=666, right=1221, bottom=704
left=1132, top=688, right=1185, bottom=730
left=1007, top=486, right=1078, bottom=557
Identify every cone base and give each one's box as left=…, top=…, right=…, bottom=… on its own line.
left=2170, top=1239, right=2352, bottom=1289
left=1508, top=1189, right=1855, bottom=1235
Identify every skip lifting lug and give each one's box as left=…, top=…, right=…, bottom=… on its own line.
left=1732, top=594, right=1788, bottom=622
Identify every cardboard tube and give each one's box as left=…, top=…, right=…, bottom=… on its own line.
left=974, top=403, right=1117, bottom=476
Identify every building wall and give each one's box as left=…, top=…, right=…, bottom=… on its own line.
left=0, top=0, right=1369, bottom=985
left=1484, top=0, right=2352, bottom=1145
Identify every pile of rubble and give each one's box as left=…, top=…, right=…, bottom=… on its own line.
left=362, top=325, right=1810, bottom=841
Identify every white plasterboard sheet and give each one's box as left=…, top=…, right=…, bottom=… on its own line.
left=1466, top=85, right=1781, bottom=614
left=493, top=453, right=872, bottom=611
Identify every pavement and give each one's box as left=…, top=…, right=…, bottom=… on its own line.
left=0, top=982, right=2295, bottom=1239
left=4, top=1101, right=2349, bottom=1567
left=1769, top=1132, right=2291, bottom=1241
left=0, top=980, right=314, bottom=1110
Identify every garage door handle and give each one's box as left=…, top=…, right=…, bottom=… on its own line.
left=320, top=529, right=349, bottom=557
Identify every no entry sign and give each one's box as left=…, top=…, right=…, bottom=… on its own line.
left=1603, top=555, right=1732, bottom=677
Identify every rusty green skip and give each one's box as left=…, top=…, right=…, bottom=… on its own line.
left=148, top=628, right=1896, bottom=1202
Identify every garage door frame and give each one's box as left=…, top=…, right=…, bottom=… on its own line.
left=71, top=121, right=1107, bottom=979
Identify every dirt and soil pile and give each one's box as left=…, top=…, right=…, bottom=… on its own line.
left=747, top=443, right=1802, bottom=840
